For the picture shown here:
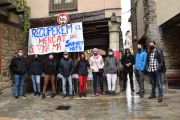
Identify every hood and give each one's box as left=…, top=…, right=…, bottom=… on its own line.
left=139, top=49, right=146, bottom=53
left=108, top=49, right=114, bottom=56
left=32, top=57, right=41, bottom=62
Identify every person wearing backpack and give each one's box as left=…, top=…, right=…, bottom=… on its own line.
left=28, top=54, right=43, bottom=96
left=75, top=53, right=90, bottom=98
left=146, top=41, right=166, bottom=102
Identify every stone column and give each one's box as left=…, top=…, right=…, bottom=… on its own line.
left=108, top=20, right=121, bottom=93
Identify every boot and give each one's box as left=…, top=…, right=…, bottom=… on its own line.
left=51, top=93, right=55, bottom=98
left=108, top=91, right=111, bottom=96
left=38, top=92, right=41, bottom=96
left=34, top=91, right=37, bottom=96
left=79, top=93, right=82, bottom=98
left=83, top=92, right=86, bottom=97
left=42, top=93, right=46, bottom=99
left=112, top=91, right=116, bottom=96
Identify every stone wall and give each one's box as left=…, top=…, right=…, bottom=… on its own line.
left=0, top=23, right=29, bottom=99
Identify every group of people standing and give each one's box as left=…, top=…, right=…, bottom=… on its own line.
left=9, top=41, right=166, bottom=102
left=9, top=48, right=120, bottom=99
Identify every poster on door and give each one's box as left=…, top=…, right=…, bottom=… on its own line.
left=28, top=22, right=84, bottom=55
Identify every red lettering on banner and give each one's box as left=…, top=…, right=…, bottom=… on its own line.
left=39, top=37, right=47, bottom=44
left=52, top=36, right=56, bottom=43
left=41, top=44, right=50, bottom=53
left=70, top=34, right=77, bottom=38
left=62, top=35, right=67, bottom=42
left=57, top=35, right=61, bottom=42
left=52, top=43, right=61, bottom=51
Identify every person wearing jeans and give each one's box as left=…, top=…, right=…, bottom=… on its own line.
left=90, top=48, right=106, bottom=96
left=75, top=53, right=90, bottom=98
left=146, top=41, right=166, bottom=102
left=28, top=54, right=43, bottom=96
left=134, top=44, right=147, bottom=98
left=59, top=51, right=74, bottom=99
left=104, top=49, right=119, bottom=96
left=9, top=49, right=27, bottom=99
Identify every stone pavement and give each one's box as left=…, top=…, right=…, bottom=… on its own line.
left=0, top=75, right=180, bottom=120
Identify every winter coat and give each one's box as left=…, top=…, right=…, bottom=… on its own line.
left=134, top=49, right=147, bottom=71
left=146, top=48, right=166, bottom=73
left=75, top=59, right=90, bottom=76
left=104, top=54, right=119, bottom=74
left=90, top=55, right=104, bottom=72
left=43, top=58, right=59, bottom=75
left=28, top=58, right=43, bottom=75
left=59, top=58, right=74, bottom=77
left=9, top=55, right=27, bottom=75
left=121, top=54, right=135, bottom=73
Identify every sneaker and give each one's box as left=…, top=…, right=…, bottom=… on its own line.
left=42, top=93, right=46, bottom=99
left=140, top=94, right=144, bottom=98
left=158, top=97, right=162, bottom=102
left=38, top=92, right=41, bottom=96
left=131, top=89, right=135, bottom=92
left=19, top=94, right=26, bottom=98
left=148, top=95, right=156, bottom=99
left=101, top=92, right=106, bottom=95
left=62, top=94, right=66, bottom=98
left=51, top=93, right=55, bottom=98
left=108, top=91, right=111, bottom=96
left=94, top=93, right=99, bottom=96
left=34, top=91, right=37, bottom=96
left=83, top=92, right=86, bottom=97
left=69, top=94, right=74, bottom=99
left=136, top=91, right=144, bottom=94
left=122, top=88, right=126, bottom=91
left=112, top=91, right=116, bottom=96
left=15, top=96, right=18, bottom=99
left=79, top=93, right=82, bottom=98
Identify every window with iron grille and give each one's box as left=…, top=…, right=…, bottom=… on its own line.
left=50, top=0, right=77, bottom=13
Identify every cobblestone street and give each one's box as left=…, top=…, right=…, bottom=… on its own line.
left=0, top=76, right=180, bottom=120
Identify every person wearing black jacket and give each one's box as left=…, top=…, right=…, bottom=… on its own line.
left=42, top=53, right=58, bottom=99
left=146, top=41, right=166, bottom=102
left=75, top=53, right=90, bottom=98
left=121, top=48, right=135, bottom=92
left=59, top=51, right=74, bottom=99
left=9, top=49, right=27, bottom=99
left=28, top=55, right=43, bottom=96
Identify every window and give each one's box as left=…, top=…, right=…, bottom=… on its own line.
left=50, top=0, right=77, bottom=13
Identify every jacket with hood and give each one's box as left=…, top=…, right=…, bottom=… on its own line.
left=75, top=59, right=90, bottom=76
left=59, top=58, right=74, bottom=77
left=9, top=55, right=27, bottom=75
left=121, top=52, right=135, bottom=73
left=90, top=55, right=104, bottom=72
left=28, top=57, right=43, bottom=75
left=104, top=49, right=119, bottom=74
left=43, top=58, right=59, bottom=75
left=134, top=49, right=147, bottom=71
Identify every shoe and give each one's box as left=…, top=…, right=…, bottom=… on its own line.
left=34, top=91, right=37, bottom=96
left=122, top=88, right=126, bottom=91
left=79, top=93, right=82, bottom=98
left=148, top=95, right=156, bottom=99
left=83, top=92, right=86, bottom=97
left=15, top=96, right=18, bottom=99
left=108, top=91, right=111, bottom=96
left=158, top=97, right=162, bottom=102
left=69, top=94, right=74, bottom=99
left=19, top=94, right=26, bottom=98
left=140, top=94, right=144, bottom=98
left=131, top=89, right=135, bottom=92
left=94, top=93, right=99, bottom=96
left=112, top=91, right=116, bottom=96
left=42, top=93, right=46, bottom=99
left=136, top=91, right=144, bottom=94
left=51, top=93, right=55, bottom=98
left=101, top=92, right=106, bottom=95
left=38, top=92, right=41, bottom=96
left=62, top=94, right=66, bottom=98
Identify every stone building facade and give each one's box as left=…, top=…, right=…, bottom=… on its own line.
left=0, top=23, right=29, bottom=99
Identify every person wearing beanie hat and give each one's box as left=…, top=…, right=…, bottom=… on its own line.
left=104, top=49, right=119, bottom=96
left=42, top=53, right=58, bottom=99
left=59, top=51, right=74, bottom=99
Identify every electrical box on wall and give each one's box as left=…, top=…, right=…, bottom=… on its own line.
left=8, top=12, right=19, bottom=24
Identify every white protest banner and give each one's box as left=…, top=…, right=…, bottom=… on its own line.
left=28, top=22, right=84, bottom=55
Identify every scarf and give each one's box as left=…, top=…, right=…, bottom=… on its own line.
left=93, top=54, right=99, bottom=59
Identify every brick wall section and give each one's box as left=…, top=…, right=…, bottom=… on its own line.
left=0, top=23, right=29, bottom=99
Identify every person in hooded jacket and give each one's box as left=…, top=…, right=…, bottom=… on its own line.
left=104, top=49, right=119, bottom=96
left=9, top=49, right=27, bottom=99
left=59, top=51, right=74, bottom=99
left=75, top=53, right=90, bottom=98
left=42, top=53, right=58, bottom=99
left=121, top=48, right=135, bottom=92
left=134, top=44, right=147, bottom=98
left=28, top=54, right=43, bottom=96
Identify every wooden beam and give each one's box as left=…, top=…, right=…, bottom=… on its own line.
left=83, top=26, right=97, bottom=30
left=8, top=8, right=17, bottom=12
left=0, top=3, right=11, bottom=7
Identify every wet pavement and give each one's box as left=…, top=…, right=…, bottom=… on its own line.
left=0, top=75, right=180, bottom=120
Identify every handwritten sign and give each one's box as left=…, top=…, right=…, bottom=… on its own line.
left=28, top=22, right=84, bottom=55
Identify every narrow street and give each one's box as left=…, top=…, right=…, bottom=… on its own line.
left=0, top=76, right=180, bottom=120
